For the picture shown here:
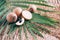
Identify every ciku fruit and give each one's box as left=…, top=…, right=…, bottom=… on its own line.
left=13, top=7, right=22, bottom=17
left=22, top=10, right=32, bottom=20
left=6, top=12, right=17, bottom=23
left=16, top=18, right=24, bottom=25
left=28, top=4, right=37, bottom=13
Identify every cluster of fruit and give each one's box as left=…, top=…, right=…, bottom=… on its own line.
left=6, top=5, right=37, bottom=25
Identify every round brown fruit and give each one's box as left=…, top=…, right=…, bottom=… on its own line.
left=6, top=12, right=17, bottom=23
left=22, top=10, right=32, bottom=20
left=28, top=4, right=37, bottom=13
left=13, top=7, right=22, bottom=17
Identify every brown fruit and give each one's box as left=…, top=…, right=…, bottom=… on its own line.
left=6, top=12, right=17, bottom=23
left=28, top=4, right=37, bottom=13
left=22, top=10, right=32, bottom=20
left=13, top=7, right=22, bottom=17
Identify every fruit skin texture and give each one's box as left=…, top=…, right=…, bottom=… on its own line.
left=16, top=18, right=24, bottom=25
left=6, top=12, right=17, bottom=23
left=13, top=7, right=22, bottom=17
left=28, top=4, right=37, bottom=13
left=22, top=10, right=32, bottom=20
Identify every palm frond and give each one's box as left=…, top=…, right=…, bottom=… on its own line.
left=9, top=1, right=54, bottom=12
left=26, top=23, right=37, bottom=40
left=26, top=22, right=43, bottom=37
left=19, top=26, right=22, bottom=40
left=23, top=24, right=28, bottom=40
left=8, top=24, right=17, bottom=34
left=0, top=21, right=8, bottom=34
left=9, top=1, right=53, bottom=7
left=4, top=25, right=10, bottom=34
left=31, top=13, right=58, bottom=28
left=0, top=0, right=59, bottom=40
left=31, top=23, right=50, bottom=33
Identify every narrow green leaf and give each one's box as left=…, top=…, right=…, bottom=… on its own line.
left=0, top=5, right=5, bottom=12
left=25, top=22, right=37, bottom=40
left=30, top=23, right=50, bottom=33
left=37, top=8, right=54, bottom=12
left=26, top=22, right=43, bottom=38
left=0, top=10, right=9, bottom=25
left=10, top=1, right=53, bottom=7
left=31, top=13, right=57, bottom=28
left=19, top=26, right=22, bottom=40
left=0, top=0, right=6, bottom=6
left=11, top=3, right=54, bottom=12
left=28, top=22, right=43, bottom=37
left=0, top=9, right=10, bottom=24
left=23, top=24, right=28, bottom=40
left=34, top=24, right=50, bottom=33
left=0, top=22, right=8, bottom=34
left=0, top=8, right=9, bottom=16
left=8, top=24, right=17, bottom=34
left=11, top=3, right=28, bottom=8
left=4, top=25, right=10, bottom=34
left=0, top=0, right=2, bottom=2
left=37, top=0, right=47, bottom=2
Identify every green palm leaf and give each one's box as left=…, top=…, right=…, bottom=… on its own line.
left=0, top=0, right=59, bottom=40
left=19, top=26, right=22, bottom=40
left=9, top=1, right=53, bottom=7
left=26, top=22, right=37, bottom=40
left=23, top=24, right=28, bottom=40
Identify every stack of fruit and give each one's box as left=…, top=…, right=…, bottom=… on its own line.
left=6, top=5, right=37, bottom=25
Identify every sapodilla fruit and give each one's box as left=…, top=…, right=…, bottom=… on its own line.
left=22, top=10, right=32, bottom=20
left=16, top=18, right=24, bottom=25
left=28, top=4, right=37, bottom=13
left=6, top=12, right=17, bottom=23
left=13, top=7, right=22, bottom=17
